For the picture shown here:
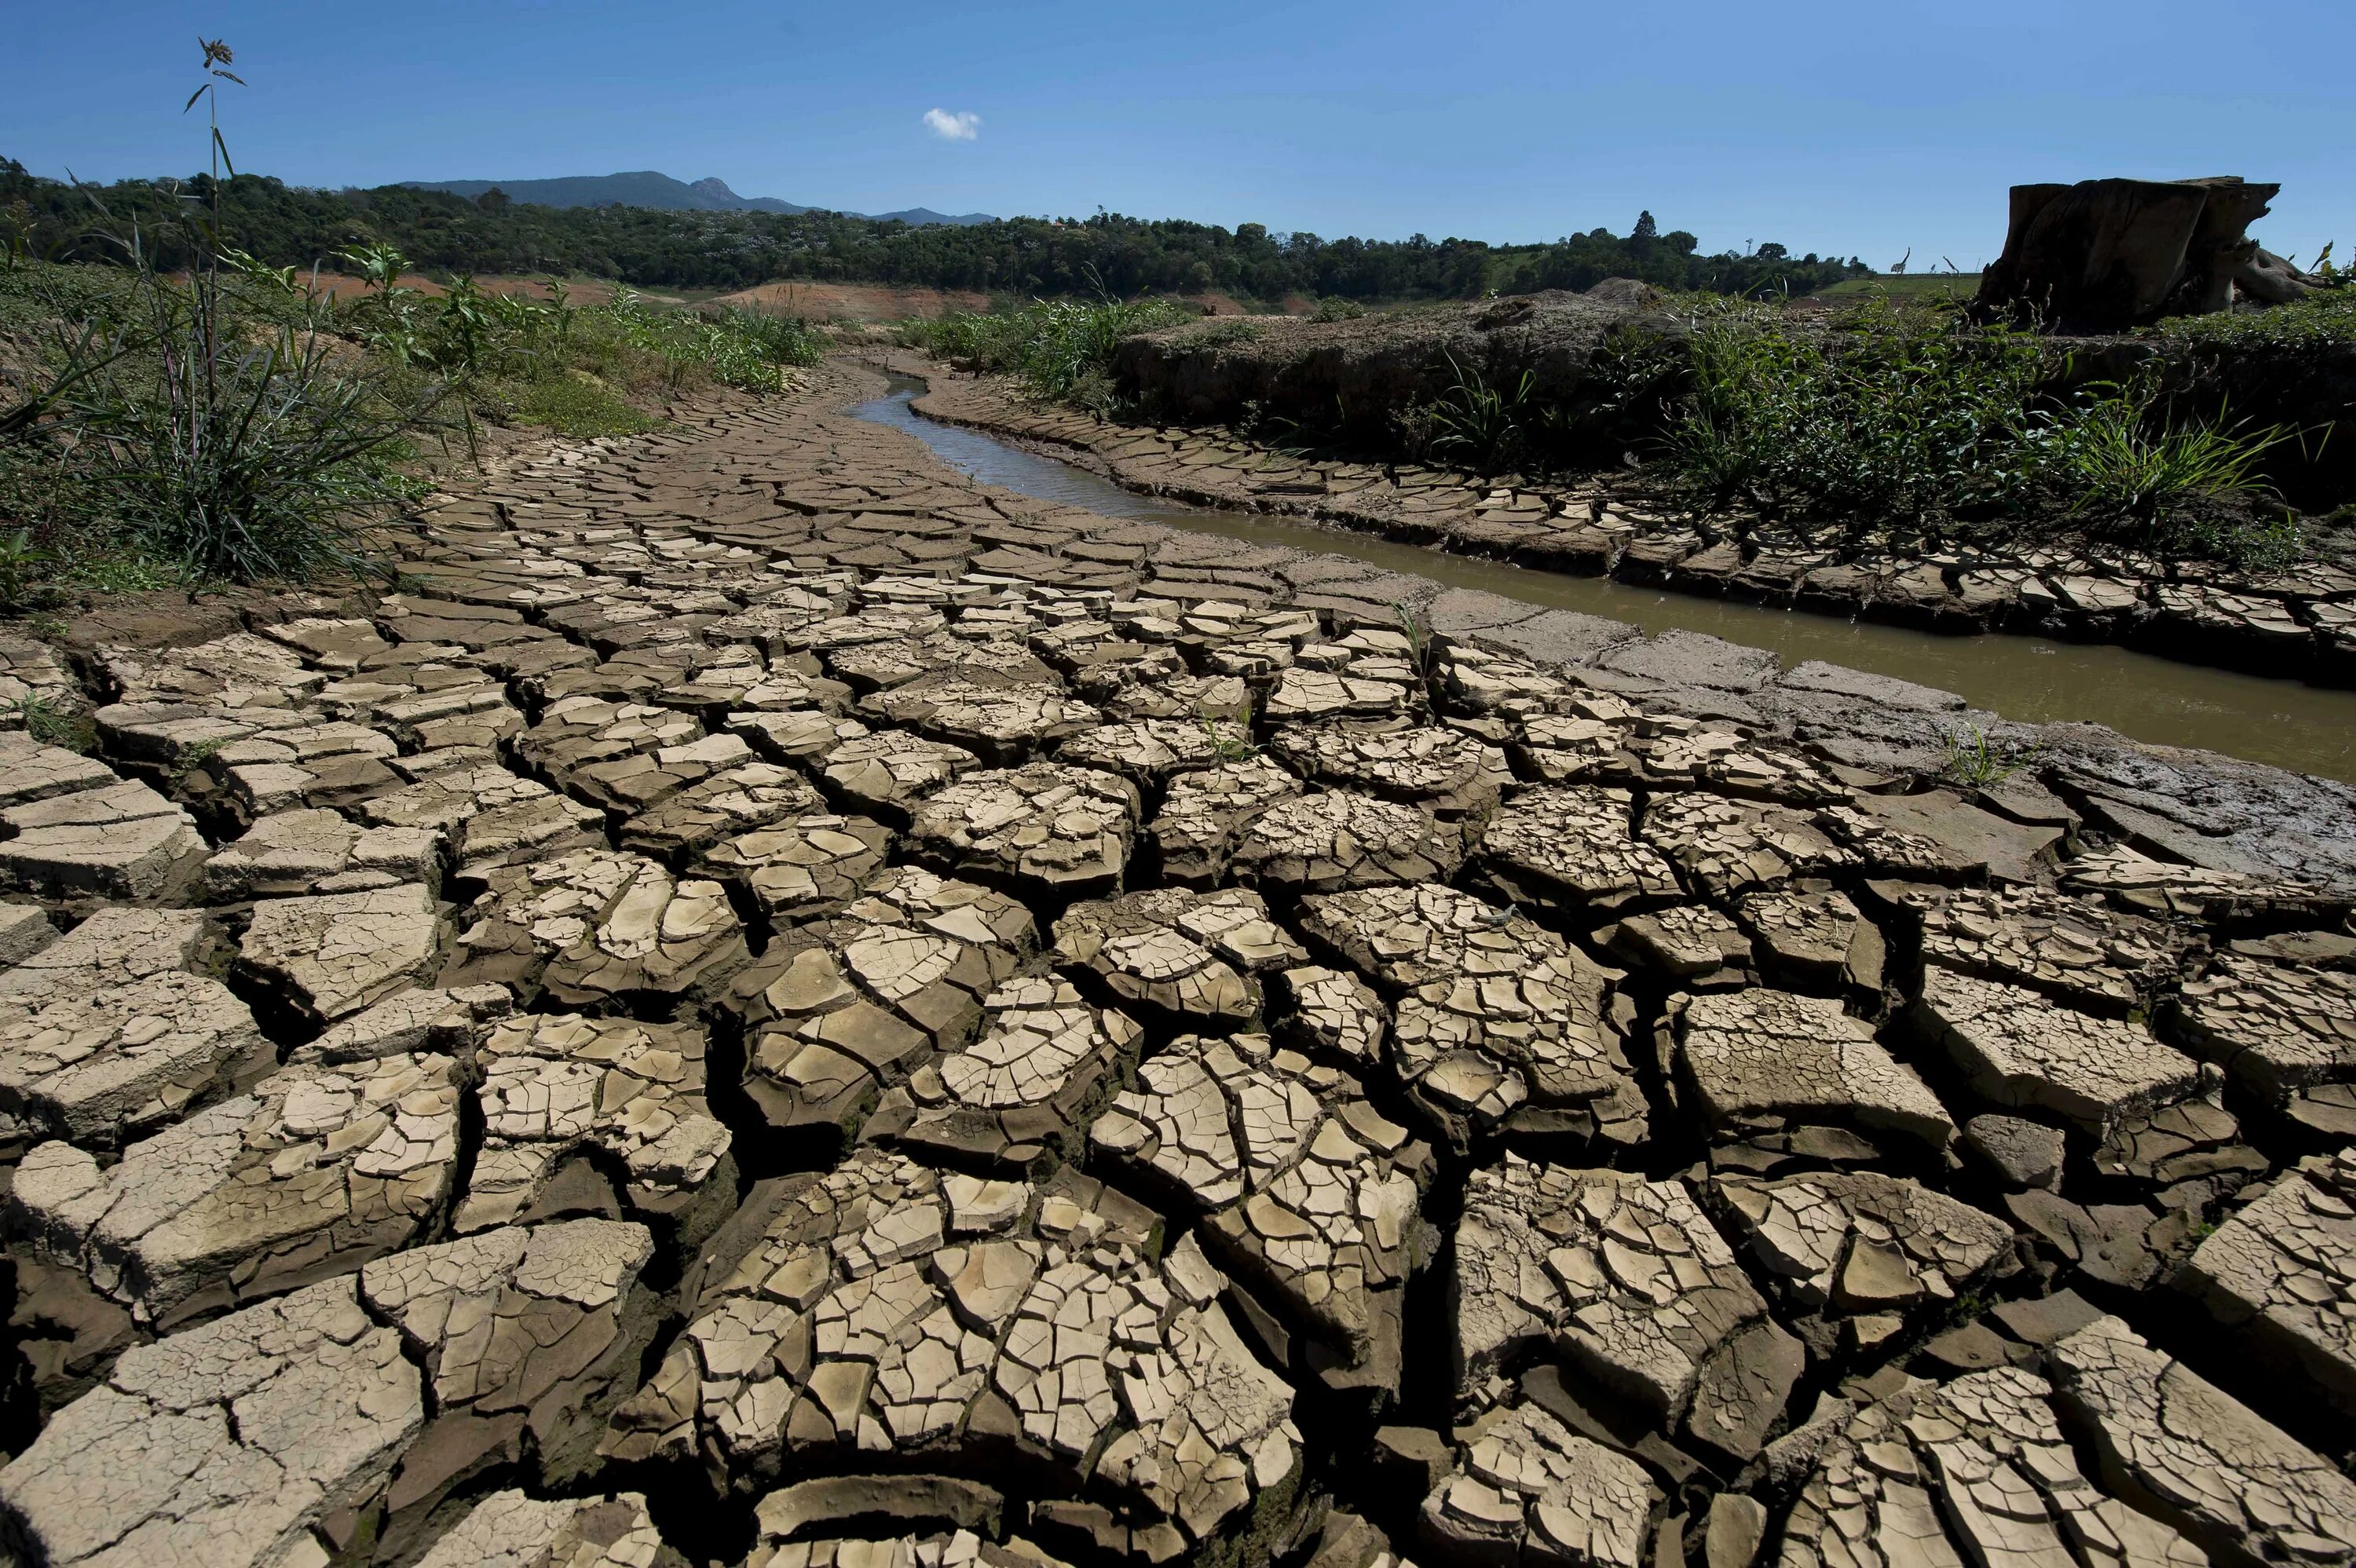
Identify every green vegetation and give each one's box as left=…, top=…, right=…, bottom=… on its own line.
left=1420, top=353, right=1539, bottom=471
left=0, top=44, right=821, bottom=602
left=897, top=294, right=1194, bottom=413
left=1, top=159, right=1863, bottom=305
left=1942, top=725, right=2039, bottom=788
left=1812, top=272, right=1982, bottom=301
left=1632, top=296, right=2307, bottom=567
left=2149, top=279, right=2356, bottom=351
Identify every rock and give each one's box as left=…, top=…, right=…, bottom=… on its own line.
left=13, top=1053, right=461, bottom=1329
left=1778, top=1355, right=2208, bottom=1566
left=1475, top=785, right=1681, bottom=914
left=2047, top=1314, right=2356, bottom=1564
left=1151, top=755, right=1304, bottom=885
left=1963, top=1113, right=2067, bottom=1190
left=907, top=764, right=1140, bottom=897
left=237, top=881, right=444, bottom=1025
left=724, top=866, right=1037, bottom=1134
left=463, top=1014, right=733, bottom=1237
left=1674, top=989, right=1953, bottom=1159
left=1453, top=1157, right=1796, bottom=1458
left=360, top=1219, right=660, bottom=1537
left=1300, top=884, right=1645, bottom=1151
left=1227, top=789, right=1464, bottom=894
left=1053, top=886, right=1301, bottom=1026
left=1092, top=1030, right=1429, bottom=1384
left=602, top=1152, right=1298, bottom=1545
left=1979, top=176, right=2292, bottom=329
left=0, top=1276, right=423, bottom=1568
left=0, top=780, right=207, bottom=901
left=446, top=848, right=748, bottom=1010
left=866, top=978, right=1143, bottom=1168
left=2176, top=1148, right=2356, bottom=1414
left=415, top=1491, right=678, bottom=1568
left=1912, top=967, right=2202, bottom=1134
left=1417, top=1402, right=1656, bottom=1568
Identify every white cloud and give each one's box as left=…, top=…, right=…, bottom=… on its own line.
left=922, top=108, right=982, bottom=142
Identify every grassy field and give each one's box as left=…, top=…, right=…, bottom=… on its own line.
left=0, top=250, right=825, bottom=598
left=1812, top=272, right=1982, bottom=301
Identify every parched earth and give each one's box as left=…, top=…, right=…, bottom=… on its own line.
left=0, top=360, right=2353, bottom=1568
left=908, top=360, right=2356, bottom=682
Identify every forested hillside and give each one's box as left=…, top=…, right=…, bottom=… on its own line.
left=0, top=158, right=1866, bottom=302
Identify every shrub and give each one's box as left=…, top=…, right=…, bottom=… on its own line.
left=898, top=292, right=1194, bottom=410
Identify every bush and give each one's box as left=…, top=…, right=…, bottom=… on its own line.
left=1662, top=297, right=2048, bottom=532
left=898, top=293, right=1194, bottom=411
left=1637, top=296, right=2302, bottom=564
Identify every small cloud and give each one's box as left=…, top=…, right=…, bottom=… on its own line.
left=923, top=108, right=982, bottom=142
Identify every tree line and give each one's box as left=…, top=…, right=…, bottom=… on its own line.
left=1, top=158, right=1868, bottom=302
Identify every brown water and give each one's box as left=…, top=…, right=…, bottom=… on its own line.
left=853, top=381, right=2356, bottom=784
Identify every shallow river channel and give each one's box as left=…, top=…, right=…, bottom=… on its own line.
left=853, top=378, right=2356, bottom=784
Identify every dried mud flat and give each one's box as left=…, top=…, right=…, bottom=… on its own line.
left=0, top=360, right=2352, bottom=1568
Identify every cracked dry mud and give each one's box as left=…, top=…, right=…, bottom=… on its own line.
left=0, top=362, right=2353, bottom=1568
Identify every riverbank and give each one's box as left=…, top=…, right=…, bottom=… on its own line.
left=897, top=346, right=2356, bottom=686
left=0, top=357, right=2352, bottom=1568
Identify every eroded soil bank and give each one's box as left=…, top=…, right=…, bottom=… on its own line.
left=901, top=306, right=2356, bottom=688
left=0, top=359, right=2351, bottom=1568
left=860, top=370, right=2356, bottom=784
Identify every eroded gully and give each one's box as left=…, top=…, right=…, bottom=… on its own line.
left=852, top=375, right=2356, bottom=785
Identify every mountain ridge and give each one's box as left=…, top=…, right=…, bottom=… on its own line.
left=401, top=170, right=993, bottom=227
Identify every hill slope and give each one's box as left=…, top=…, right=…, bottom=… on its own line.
left=403, top=170, right=993, bottom=227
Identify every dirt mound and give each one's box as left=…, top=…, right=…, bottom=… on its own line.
left=300, top=274, right=631, bottom=305
left=1110, top=288, right=1677, bottom=450
left=708, top=280, right=990, bottom=321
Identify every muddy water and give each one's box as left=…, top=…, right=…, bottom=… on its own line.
left=851, top=381, right=2356, bottom=784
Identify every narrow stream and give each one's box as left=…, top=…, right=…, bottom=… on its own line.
left=852, top=378, right=2356, bottom=784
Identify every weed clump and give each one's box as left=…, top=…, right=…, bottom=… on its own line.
left=1632, top=296, right=2310, bottom=568
left=898, top=287, right=1193, bottom=415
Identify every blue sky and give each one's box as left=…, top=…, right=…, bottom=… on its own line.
left=8, top=0, right=2352, bottom=270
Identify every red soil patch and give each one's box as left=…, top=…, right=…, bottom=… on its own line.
left=301, top=274, right=632, bottom=305
left=708, top=281, right=992, bottom=322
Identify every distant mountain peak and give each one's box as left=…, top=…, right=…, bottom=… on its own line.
left=401, top=170, right=993, bottom=227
